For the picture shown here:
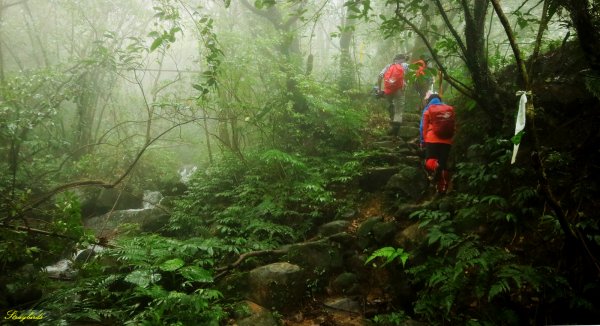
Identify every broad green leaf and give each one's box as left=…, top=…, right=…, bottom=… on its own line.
left=179, top=266, right=213, bottom=283
left=124, top=270, right=161, bottom=288
left=150, top=37, right=164, bottom=51
left=160, top=258, right=185, bottom=272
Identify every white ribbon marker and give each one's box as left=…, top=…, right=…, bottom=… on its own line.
left=511, top=91, right=527, bottom=164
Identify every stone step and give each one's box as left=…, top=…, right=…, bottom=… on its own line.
left=398, top=126, right=420, bottom=139
left=370, top=140, right=398, bottom=150
left=403, top=113, right=421, bottom=122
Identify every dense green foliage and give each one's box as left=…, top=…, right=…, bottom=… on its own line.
left=1, top=0, right=600, bottom=325
left=39, top=235, right=224, bottom=325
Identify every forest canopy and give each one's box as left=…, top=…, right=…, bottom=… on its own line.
left=1, top=0, right=599, bottom=325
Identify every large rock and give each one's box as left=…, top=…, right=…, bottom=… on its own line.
left=216, top=271, right=250, bottom=299
left=83, top=208, right=169, bottom=238
left=372, top=221, right=398, bottom=244
left=322, top=297, right=367, bottom=326
left=339, top=208, right=358, bottom=220
left=4, top=264, right=43, bottom=306
left=286, top=240, right=344, bottom=279
left=328, top=272, right=360, bottom=295
left=394, top=222, right=427, bottom=250
left=356, top=216, right=383, bottom=238
left=323, top=297, right=361, bottom=314
left=76, top=188, right=143, bottom=218
left=356, top=218, right=399, bottom=249
left=72, top=188, right=102, bottom=218
left=318, top=220, right=350, bottom=237
left=359, top=166, right=401, bottom=192
left=247, top=262, right=304, bottom=312
left=356, top=216, right=383, bottom=249
left=385, top=165, right=427, bottom=200
left=96, top=188, right=143, bottom=212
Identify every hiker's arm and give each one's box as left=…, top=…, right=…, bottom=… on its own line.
left=376, top=65, right=388, bottom=89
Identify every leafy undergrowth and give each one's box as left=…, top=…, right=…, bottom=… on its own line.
left=29, top=145, right=373, bottom=325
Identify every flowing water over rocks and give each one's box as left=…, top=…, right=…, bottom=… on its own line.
left=83, top=190, right=169, bottom=238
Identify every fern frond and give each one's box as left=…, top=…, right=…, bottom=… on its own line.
left=365, top=247, right=409, bottom=267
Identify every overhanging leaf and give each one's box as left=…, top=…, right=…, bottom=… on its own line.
left=179, top=266, right=213, bottom=283
left=124, top=269, right=162, bottom=288
left=150, top=37, right=164, bottom=51
left=160, top=258, right=185, bottom=272
left=365, top=247, right=409, bottom=267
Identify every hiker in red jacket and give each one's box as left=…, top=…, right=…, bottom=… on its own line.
left=375, top=54, right=409, bottom=137
left=420, top=92, right=455, bottom=194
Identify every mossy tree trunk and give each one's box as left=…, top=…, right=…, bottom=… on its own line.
left=559, top=0, right=600, bottom=72
left=338, top=1, right=356, bottom=91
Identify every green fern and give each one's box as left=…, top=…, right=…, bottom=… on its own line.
left=365, top=247, right=409, bottom=267
left=584, top=71, right=600, bottom=99
left=38, top=234, right=225, bottom=325
left=259, top=149, right=306, bottom=169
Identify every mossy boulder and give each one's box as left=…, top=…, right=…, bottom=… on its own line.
left=247, top=262, right=304, bottom=312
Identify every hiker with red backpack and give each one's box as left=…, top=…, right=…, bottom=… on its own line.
left=420, top=92, right=455, bottom=194
left=375, top=54, right=409, bottom=137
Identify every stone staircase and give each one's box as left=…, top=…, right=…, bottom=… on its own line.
left=399, top=112, right=422, bottom=142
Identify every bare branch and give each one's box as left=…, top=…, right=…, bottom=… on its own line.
left=432, top=0, right=468, bottom=61
left=0, top=223, right=114, bottom=248
left=490, top=0, right=529, bottom=89
left=11, top=118, right=203, bottom=221
left=0, top=0, right=27, bottom=10
left=531, top=0, right=552, bottom=72
left=214, top=232, right=350, bottom=279
left=393, top=8, right=474, bottom=99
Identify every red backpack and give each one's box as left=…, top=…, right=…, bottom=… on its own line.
left=383, top=63, right=405, bottom=94
left=428, top=104, right=455, bottom=139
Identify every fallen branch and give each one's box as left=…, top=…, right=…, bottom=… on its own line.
left=216, top=249, right=287, bottom=271
left=214, top=232, right=351, bottom=280
left=0, top=224, right=115, bottom=248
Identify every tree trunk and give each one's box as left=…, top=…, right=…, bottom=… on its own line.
left=461, top=0, right=504, bottom=119
left=0, top=1, right=4, bottom=82
left=338, top=3, right=356, bottom=91
left=239, top=0, right=308, bottom=113
left=560, top=0, right=600, bottom=72
left=74, top=71, right=98, bottom=158
left=22, top=1, right=50, bottom=68
left=202, top=107, right=213, bottom=164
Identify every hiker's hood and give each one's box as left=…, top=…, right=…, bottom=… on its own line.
left=427, top=97, right=442, bottom=106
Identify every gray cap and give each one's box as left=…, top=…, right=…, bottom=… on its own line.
left=394, top=53, right=408, bottom=61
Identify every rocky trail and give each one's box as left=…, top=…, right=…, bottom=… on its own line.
left=223, top=105, right=440, bottom=326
